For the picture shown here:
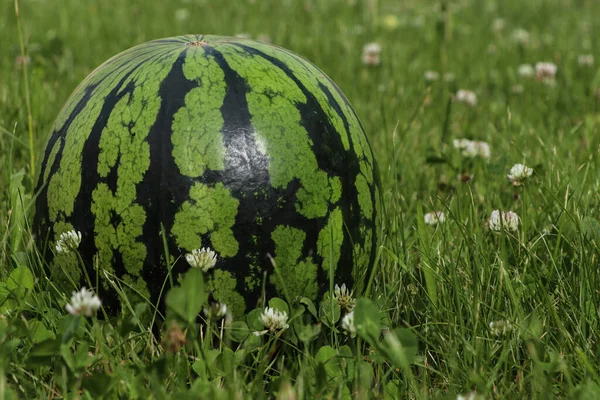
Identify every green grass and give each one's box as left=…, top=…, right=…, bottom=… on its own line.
left=1, top=0, right=600, bottom=398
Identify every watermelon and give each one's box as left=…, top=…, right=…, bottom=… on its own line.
left=34, top=35, right=381, bottom=317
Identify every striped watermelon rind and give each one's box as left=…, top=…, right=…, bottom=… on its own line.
left=34, top=35, right=381, bottom=317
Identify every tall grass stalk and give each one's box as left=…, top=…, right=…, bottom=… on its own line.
left=14, top=0, right=36, bottom=176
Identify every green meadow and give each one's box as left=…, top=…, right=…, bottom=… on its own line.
left=1, top=0, right=599, bottom=398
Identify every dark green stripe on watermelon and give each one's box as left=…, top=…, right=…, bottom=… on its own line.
left=33, top=35, right=381, bottom=318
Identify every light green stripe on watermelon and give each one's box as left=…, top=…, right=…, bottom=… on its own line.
left=244, top=263, right=261, bottom=291
left=241, top=42, right=351, bottom=153
left=249, top=42, right=373, bottom=166
left=317, top=207, right=343, bottom=273
left=265, top=44, right=378, bottom=275
left=360, top=161, right=374, bottom=185
left=172, top=182, right=239, bottom=257
left=47, top=96, right=105, bottom=223
left=329, top=176, right=342, bottom=203
left=209, top=269, right=246, bottom=318
left=279, top=45, right=379, bottom=247
left=295, top=170, right=331, bottom=218
left=42, top=138, right=61, bottom=184
left=91, top=49, right=181, bottom=291
left=271, top=45, right=376, bottom=180
left=355, top=174, right=373, bottom=219
left=270, top=225, right=318, bottom=301
left=219, top=46, right=332, bottom=219
left=46, top=44, right=177, bottom=225
left=171, top=46, right=227, bottom=177
left=52, top=43, right=177, bottom=133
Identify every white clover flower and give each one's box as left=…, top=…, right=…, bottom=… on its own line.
left=424, top=70, right=440, bottom=82
left=185, top=247, right=217, bottom=272
left=455, top=90, right=477, bottom=107
left=174, top=8, right=190, bottom=21
left=578, top=54, right=594, bottom=67
left=424, top=211, right=446, bottom=226
left=453, top=139, right=472, bottom=155
left=66, top=287, right=102, bottom=317
left=535, top=62, right=557, bottom=83
left=511, top=28, right=530, bottom=45
left=259, top=307, right=289, bottom=333
left=453, top=139, right=490, bottom=159
left=362, top=42, right=381, bottom=66
left=489, top=210, right=519, bottom=232
left=489, top=320, right=513, bottom=336
left=334, top=283, right=355, bottom=311
left=507, top=163, right=533, bottom=186
left=476, top=142, right=491, bottom=159
left=492, top=18, right=505, bottom=32
left=203, top=302, right=228, bottom=320
left=341, top=311, right=356, bottom=335
left=55, top=230, right=82, bottom=254
left=457, top=392, right=480, bottom=400
left=518, top=64, right=535, bottom=78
